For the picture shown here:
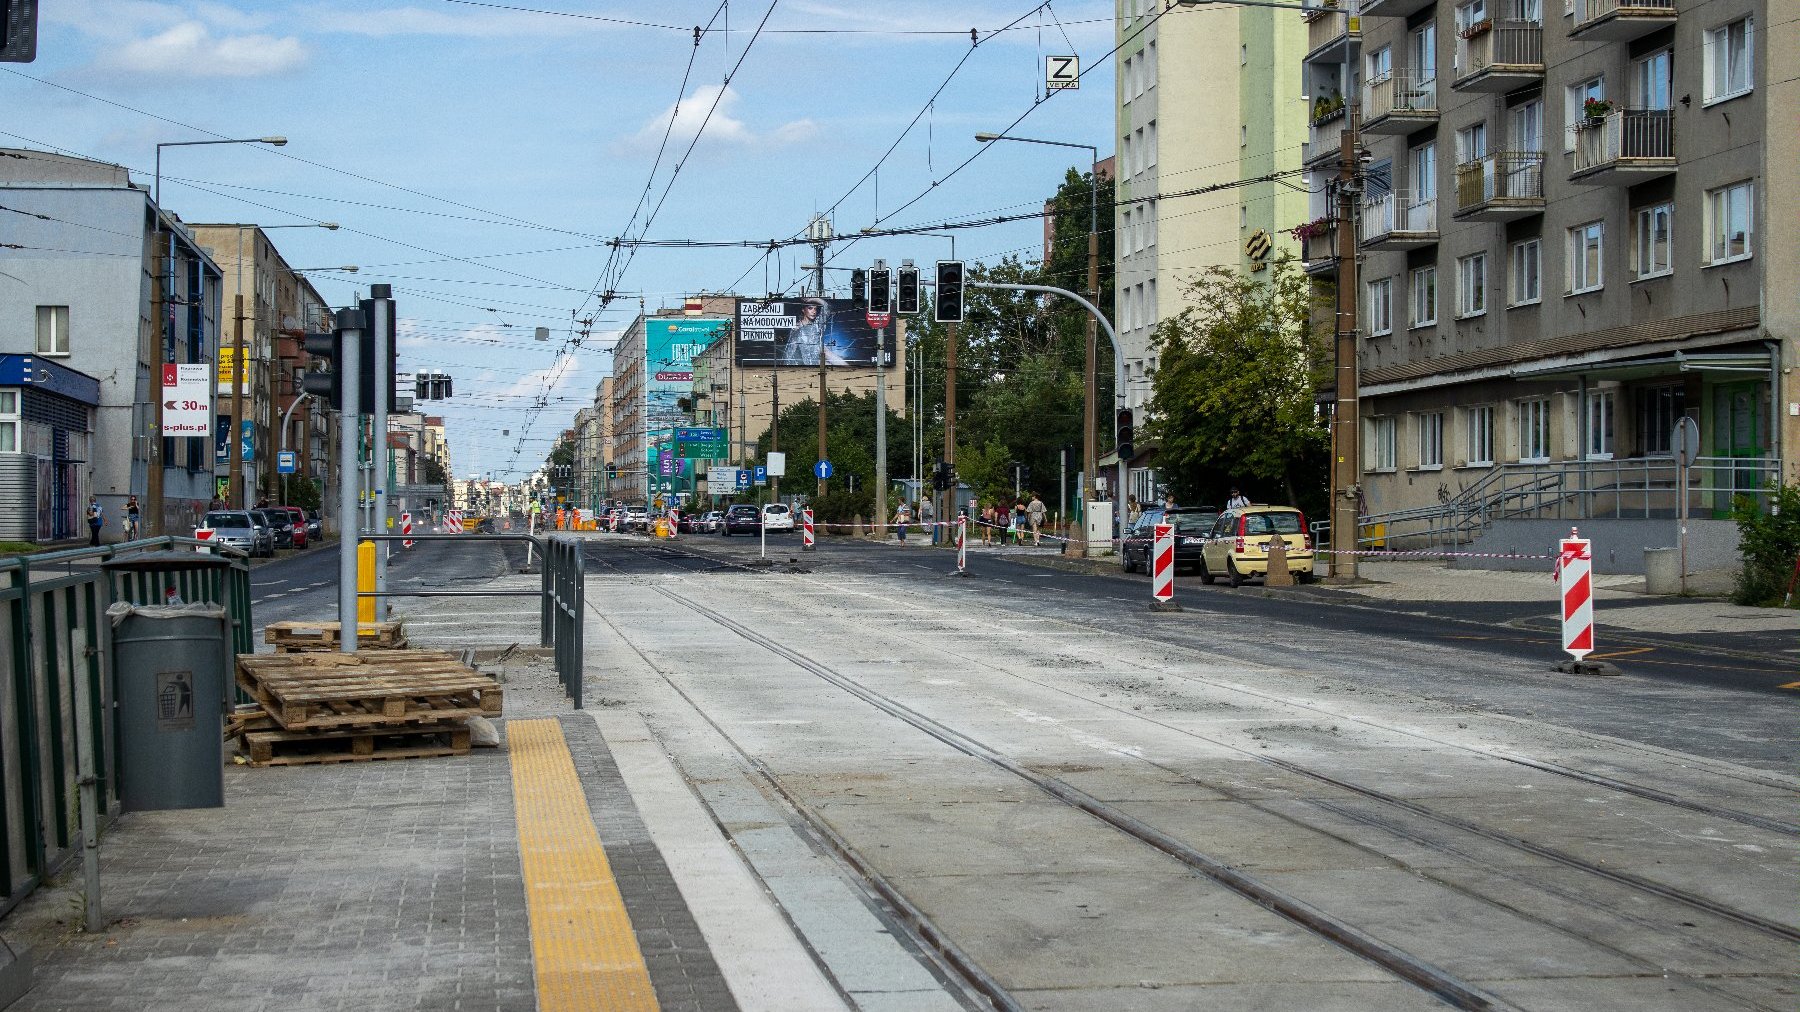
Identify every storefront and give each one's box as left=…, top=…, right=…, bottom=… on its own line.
left=0, top=355, right=100, bottom=542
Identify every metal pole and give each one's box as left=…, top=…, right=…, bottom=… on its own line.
left=945, top=319, right=957, bottom=537
left=369, top=289, right=392, bottom=610
left=148, top=229, right=166, bottom=536
left=815, top=240, right=830, bottom=499
left=336, top=308, right=363, bottom=653
left=72, top=626, right=101, bottom=932
left=875, top=322, right=889, bottom=540
left=1330, top=110, right=1362, bottom=581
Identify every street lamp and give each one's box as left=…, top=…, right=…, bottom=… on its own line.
left=975, top=131, right=1106, bottom=552
left=153, top=136, right=287, bottom=206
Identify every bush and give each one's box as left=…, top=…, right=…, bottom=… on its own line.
left=1731, top=483, right=1800, bottom=606
left=808, top=488, right=874, bottom=530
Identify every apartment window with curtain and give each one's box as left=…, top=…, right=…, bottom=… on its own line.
left=1366, top=277, right=1394, bottom=335
left=1417, top=412, right=1445, bottom=470
left=36, top=306, right=70, bottom=356
left=1466, top=405, right=1495, bottom=466
left=1633, top=203, right=1673, bottom=279
left=1567, top=221, right=1604, bottom=294
left=1510, top=238, right=1541, bottom=305
left=1706, top=181, right=1753, bottom=264
left=1409, top=266, right=1437, bottom=327
left=1703, top=17, right=1754, bottom=104
left=1586, top=390, right=1615, bottom=459
left=1370, top=416, right=1397, bottom=472
left=1518, top=397, right=1552, bottom=462
left=1457, top=253, right=1487, bottom=318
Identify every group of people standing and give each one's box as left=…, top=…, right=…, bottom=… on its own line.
left=890, top=493, right=1050, bottom=547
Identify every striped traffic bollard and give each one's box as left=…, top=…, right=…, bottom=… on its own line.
left=802, top=508, right=816, bottom=551
left=1555, top=527, right=1603, bottom=673
left=401, top=511, right=414, bottom=549
left=954, top=516, right=969, bottom=576
left=1149, top=521, right=1181, bottom=611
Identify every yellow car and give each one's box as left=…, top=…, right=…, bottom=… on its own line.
left=1198, top=505, right=1316, bottom=587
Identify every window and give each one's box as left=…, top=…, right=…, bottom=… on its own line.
left=1241, top=43, right=1248, bottom=65
left=35, top=306, right=70, bottom=355
left=1586, top=390, right=1615, bottom=459
left=1366, top=277, right=1394, bottom=335
left=1635, top=385, right=1685, bottom=453
left=1456, top=122, right=1488, bottom=164
left=1370, top=416, right=1397, bottom=471
left=1564, top=76, right=1604, bottom=152
left=1146, top=279, right=1156, bottom=324
left=1706, top=181, right=1753, bottom=264
left=1240, top=206, right=1248, bottom=229
left=1417, top=412, right=1445, bottom=469
left=1122, top=132, right=1134, bottom=176
left=1411, top=24, right=1437, bottom=80
left=1704, top=17, right=1754, bottom=104
left=0, top=390, right=17, bottom=453
left=1457, top=252, right=1487, bottom=317
left=1511, top=98, right=1543, bottom=151
left=1133, top=128, right=1145, bottom=174
left=1634, top=49, right=1672, bottom=110
left=1241, top=124, right=1248, bottom=148
left=1368, top=45, right=1392, bottom=82
left=1633, top=203, right=1673, bottom=279
left=1146, top=121, right=1157, bottom=167
left=1410, top=140, right=1437, bottom=198
left=1410, top=266, right=1437, bottom=327
left=1466, top=405, right=1495, bottom=466
left=1567, top=221, right=1604, bottom=294
left=1510, top=238, right=1541, bottom=305
left=1518, top=397, right=1552, bottom=462
left=1147, top=41, right=1157, bottom=86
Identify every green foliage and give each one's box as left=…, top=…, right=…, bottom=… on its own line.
left=951, top=440, right=1017, bottom=506
left=1730, top=485, right=1800, bottom=606
left=281, top=476, right=322, bottom=511
left=420, top=457, right=448, bottom=486
left=1143, top=258, right=1331, bottom=516
left=752, top=391, right=913, bottom=505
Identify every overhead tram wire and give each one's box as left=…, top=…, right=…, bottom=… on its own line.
left=433, top=0, right=1119, bottom=36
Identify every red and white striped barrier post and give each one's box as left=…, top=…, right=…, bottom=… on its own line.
left=955, top=515, right=968, bottom=576
left=802, top=508, right=816, bottom=551
left=194, top=524, right=214, bottom=555
left=401, top=511, right=414, bottom=548
left=1554, top=527, right=1597, bottom=670
left=1149, top=521, right=1181, bottom=611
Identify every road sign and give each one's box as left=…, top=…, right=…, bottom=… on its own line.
left=813, top=459, right=833, bottom=480
left=675, top=426, right=728, bottom=458
left=194, top=525, right=214, bottom=555
left=767, top=451, right=786, bottom=477
left=753, top=465, right=768, bottom=485
left=1672, top=416, right=1700, bottom=467
left=240, top=419, right=255, bottom=462
left=1556, top=529, right=1594, bottom=661
left=276, top=451, right=298, bottom=475
left=160, top=363, right=212, bottom=436
left=736, top=469, right=752, bottom=491
left=1152, top=523, right=1175, bottom=604
left=1046, top=54, right=1079, bottom=91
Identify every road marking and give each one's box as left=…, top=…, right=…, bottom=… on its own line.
left=1586, top=646, right=1654, bottom=661
left=1780, top=681, right=1800, bottom=691
left=508, top=719, right=657, bottom=1012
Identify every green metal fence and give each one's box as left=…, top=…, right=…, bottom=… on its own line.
left=0, top=538, right=251, bottom=916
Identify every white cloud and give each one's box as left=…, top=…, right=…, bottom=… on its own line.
left=497, top=353, right=581, bottom=403
left=102, top=22, right=309, bottom=77
left=625, top=84, right=818, bottom=151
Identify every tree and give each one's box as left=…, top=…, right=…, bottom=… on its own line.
left=420, top=457, right=448, bottom=487
left=1143, top=259, right=1330, bottom=516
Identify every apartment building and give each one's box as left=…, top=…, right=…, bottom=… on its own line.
left=1301, top=0, right=1790, bottom=527
left=608, top=297, right=735, bottom=504
left=1115, top=0, right=1311, bottom=497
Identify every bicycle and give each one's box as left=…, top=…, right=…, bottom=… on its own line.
left=123, top=515, right=141, bottom=541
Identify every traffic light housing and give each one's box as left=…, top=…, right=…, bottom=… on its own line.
left=935, top=261, right=965, bottom=323
left=869, top=267, right=892, bottom=313
left=850, top=267, right=867, bottom=306
left=301, top=330, right=343, bottom=409
left=932, top=459, right=952, bottom=491
left=1, top=1, right=38, bottom=63
left=1116, top=408, right=1135, bottom=463
left=897, top=262, right=919, bottom=314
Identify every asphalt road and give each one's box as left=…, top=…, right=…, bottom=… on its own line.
left=247, top=536, right=513, bottom=646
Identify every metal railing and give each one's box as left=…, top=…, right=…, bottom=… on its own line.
left=1454, top=20, right=1544, bottom=80
left=1573, top=108, right=1674, bottom=173
left=1574, top=0, right=1675, bottom=30
left=1359, top=190, right=1438, bottom=243
left=1363, top=70, right=1438, bottom=121
left=0, top=537, right=250, bottom=916
left=1454, top=151, right=1545, bottom=212
left=1302, top=223, right=1340, bottom=264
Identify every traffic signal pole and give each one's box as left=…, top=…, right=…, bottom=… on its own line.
left=335, top=308, right=364, bottom=654
left=814, top=237, right=829, bottom=499
left=368, top=287, right=393, bottom=609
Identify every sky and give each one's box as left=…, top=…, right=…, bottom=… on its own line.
left=3, top=0, right=1123, bottom=481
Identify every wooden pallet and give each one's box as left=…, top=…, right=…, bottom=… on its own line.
left=236, top=650, right=503, bottom=731
left=265, top=620, right=407, bottom=653
left=243, top=723, right=472, bottom=766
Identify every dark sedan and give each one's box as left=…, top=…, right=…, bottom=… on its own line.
left=1121, top=507, right=1219, bottom=574
left=720, top=504, right=762, bottom=536
left=253, top=509, right=293, bottom=550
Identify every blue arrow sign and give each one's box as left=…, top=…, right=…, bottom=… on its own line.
left=813, top=460, right=833, bottom=479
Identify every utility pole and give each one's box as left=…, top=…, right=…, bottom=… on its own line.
left=1082, top=192, right=1099, bottom=555
left=230, top=291, right=246, bottom=507
left=769, top=353, right=779, bottom=503
left=148, top=240, right=166, bottom=535
left=943, top=319, right=957, bottom=539
left=368, top=286, right=393, bottom=609
left=875, top=320, right=891, bottom=537
left=1331, top=110, right=1362, bottom=582
left=335, top=308, right=363, bottom=653
left=810, top=214, right=831, bottom=499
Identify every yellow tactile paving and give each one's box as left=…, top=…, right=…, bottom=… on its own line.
left=509, top=718, right=661, bottom=1011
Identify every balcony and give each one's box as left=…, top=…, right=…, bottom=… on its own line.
left=1306, top=102, right=1351, bottom=168
left=1360, top=0, right=1434, bottom=17
left=1452, top=20, right=1544, bottom=92
left=1571, top=108, right=1675, bottom=185
left=1454, top=152, right=1545, bottom=219
left=1570, top=0, right=1676, bottom=41
left=1358, top=191, right=1439, bottom=249
left=1304, top=2, right=1360, bottom=63
left=1298, top=219, right=1341, bottom=276
left=1363, top=71, right=1439, bottom=134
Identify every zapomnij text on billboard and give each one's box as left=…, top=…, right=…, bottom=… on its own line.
left=735, top=298, right=897, bottom=367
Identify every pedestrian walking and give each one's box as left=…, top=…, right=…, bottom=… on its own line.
left=893, top=501, right=910, bottom=542
left=1225, top=487, right=1251, bottom=510
left=1009, top=500, right=1026, bottom=545
left=978, top=502, right=994, bottom=544
left=124, top=495, right=142, bottom=540
left=85, top=496, right=103, bottom=546
left=919, top=496, right=936, bottom=545
left=1027, top=493, right=1047, bottom=546
left=1126, top=495, right=1143, bottom=527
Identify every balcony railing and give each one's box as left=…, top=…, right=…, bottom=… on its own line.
left=1359, top=190, right=1439, bottom=246
left=1572, top=108, right=1675, bottom=178
left=1307, top=103, right=1351, bottom=165
left=1362, top=70, right=1439, bottom=131
left=1572, top=0, right=1676, bottom=38
left=1453, top=20, right=1544, bottom=90
left=1305, top=4, right=1360, bottom=57
left=1300, top=221, right=1340, bottom=269
left=1453, top=151, right=1545, bottom=216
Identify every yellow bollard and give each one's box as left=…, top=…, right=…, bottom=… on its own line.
left=357, top=540, right=377, bottom=624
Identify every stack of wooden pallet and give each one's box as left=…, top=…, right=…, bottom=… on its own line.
left=265, top=620, right=408, bottom=653
left=233, top=649, right=502, bottom=766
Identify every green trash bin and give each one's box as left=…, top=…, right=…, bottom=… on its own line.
left=105, top=602, right=228, bottom=811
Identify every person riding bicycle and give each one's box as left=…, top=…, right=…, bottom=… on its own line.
left=124, top=495, right=142, bottom=539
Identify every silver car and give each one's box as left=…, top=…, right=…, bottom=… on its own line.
left=198, top=510, right=263, bottom=556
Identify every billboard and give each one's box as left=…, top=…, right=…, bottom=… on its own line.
left=643, top=317, right=728, bottom=488
left=735, top=298, right=897, bottom=367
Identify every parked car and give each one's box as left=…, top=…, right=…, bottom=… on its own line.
left=197, top=510, right=261, bottom=556
left=1121, top=507, right=1219, bottom=574
left=721, top=504, right=762, bottom=536
left=624, top=506, right=648, bottom=532
left=700, top=510, right=724, bottom=534
left=253, top=509, right=293, bottom=550
left=305, top=509, right=323, bottom=541
left=1198, top=505, right=1315, bottom=587
left=281, top=506, right=309, bottom=548
left=761, top=503, right=794, bottom=532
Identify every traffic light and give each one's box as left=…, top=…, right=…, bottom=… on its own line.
left=897, top=262, right=919, bottom=314
left=850, top=267, right=867, bottom=306
left=1116, top=408, right=1135, bottom=462
left=932, top=459, right=952, bottom=491
left=2, top=1, right=38, bottom=63
left=868, top=265, right=892, bottom=313
left=301, top=330, right=343, bottom=409
left=935, top=261, right=965, bottom=323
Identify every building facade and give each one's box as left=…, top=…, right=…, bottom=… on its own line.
left=0, top=148, right=223, bottom=538
left=0, top=355, right=100, bottom=541
left=1301, top=0, right=1789, bottom=525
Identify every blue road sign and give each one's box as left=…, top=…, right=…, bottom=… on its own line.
left=736, top=470, right=752, bottom=490
left=276, top=451, right=298, bottom=475
left=753, top=465, right=768, bottom=485
left=814, top=460, right=833, bottom=479
left=240, top=419, right=255, bottom=462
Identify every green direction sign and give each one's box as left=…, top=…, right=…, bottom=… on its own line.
left=674, top=426, right=728, bottom=459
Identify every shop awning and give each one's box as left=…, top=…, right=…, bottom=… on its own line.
left=1513, top=349, right=1774, bottom=383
